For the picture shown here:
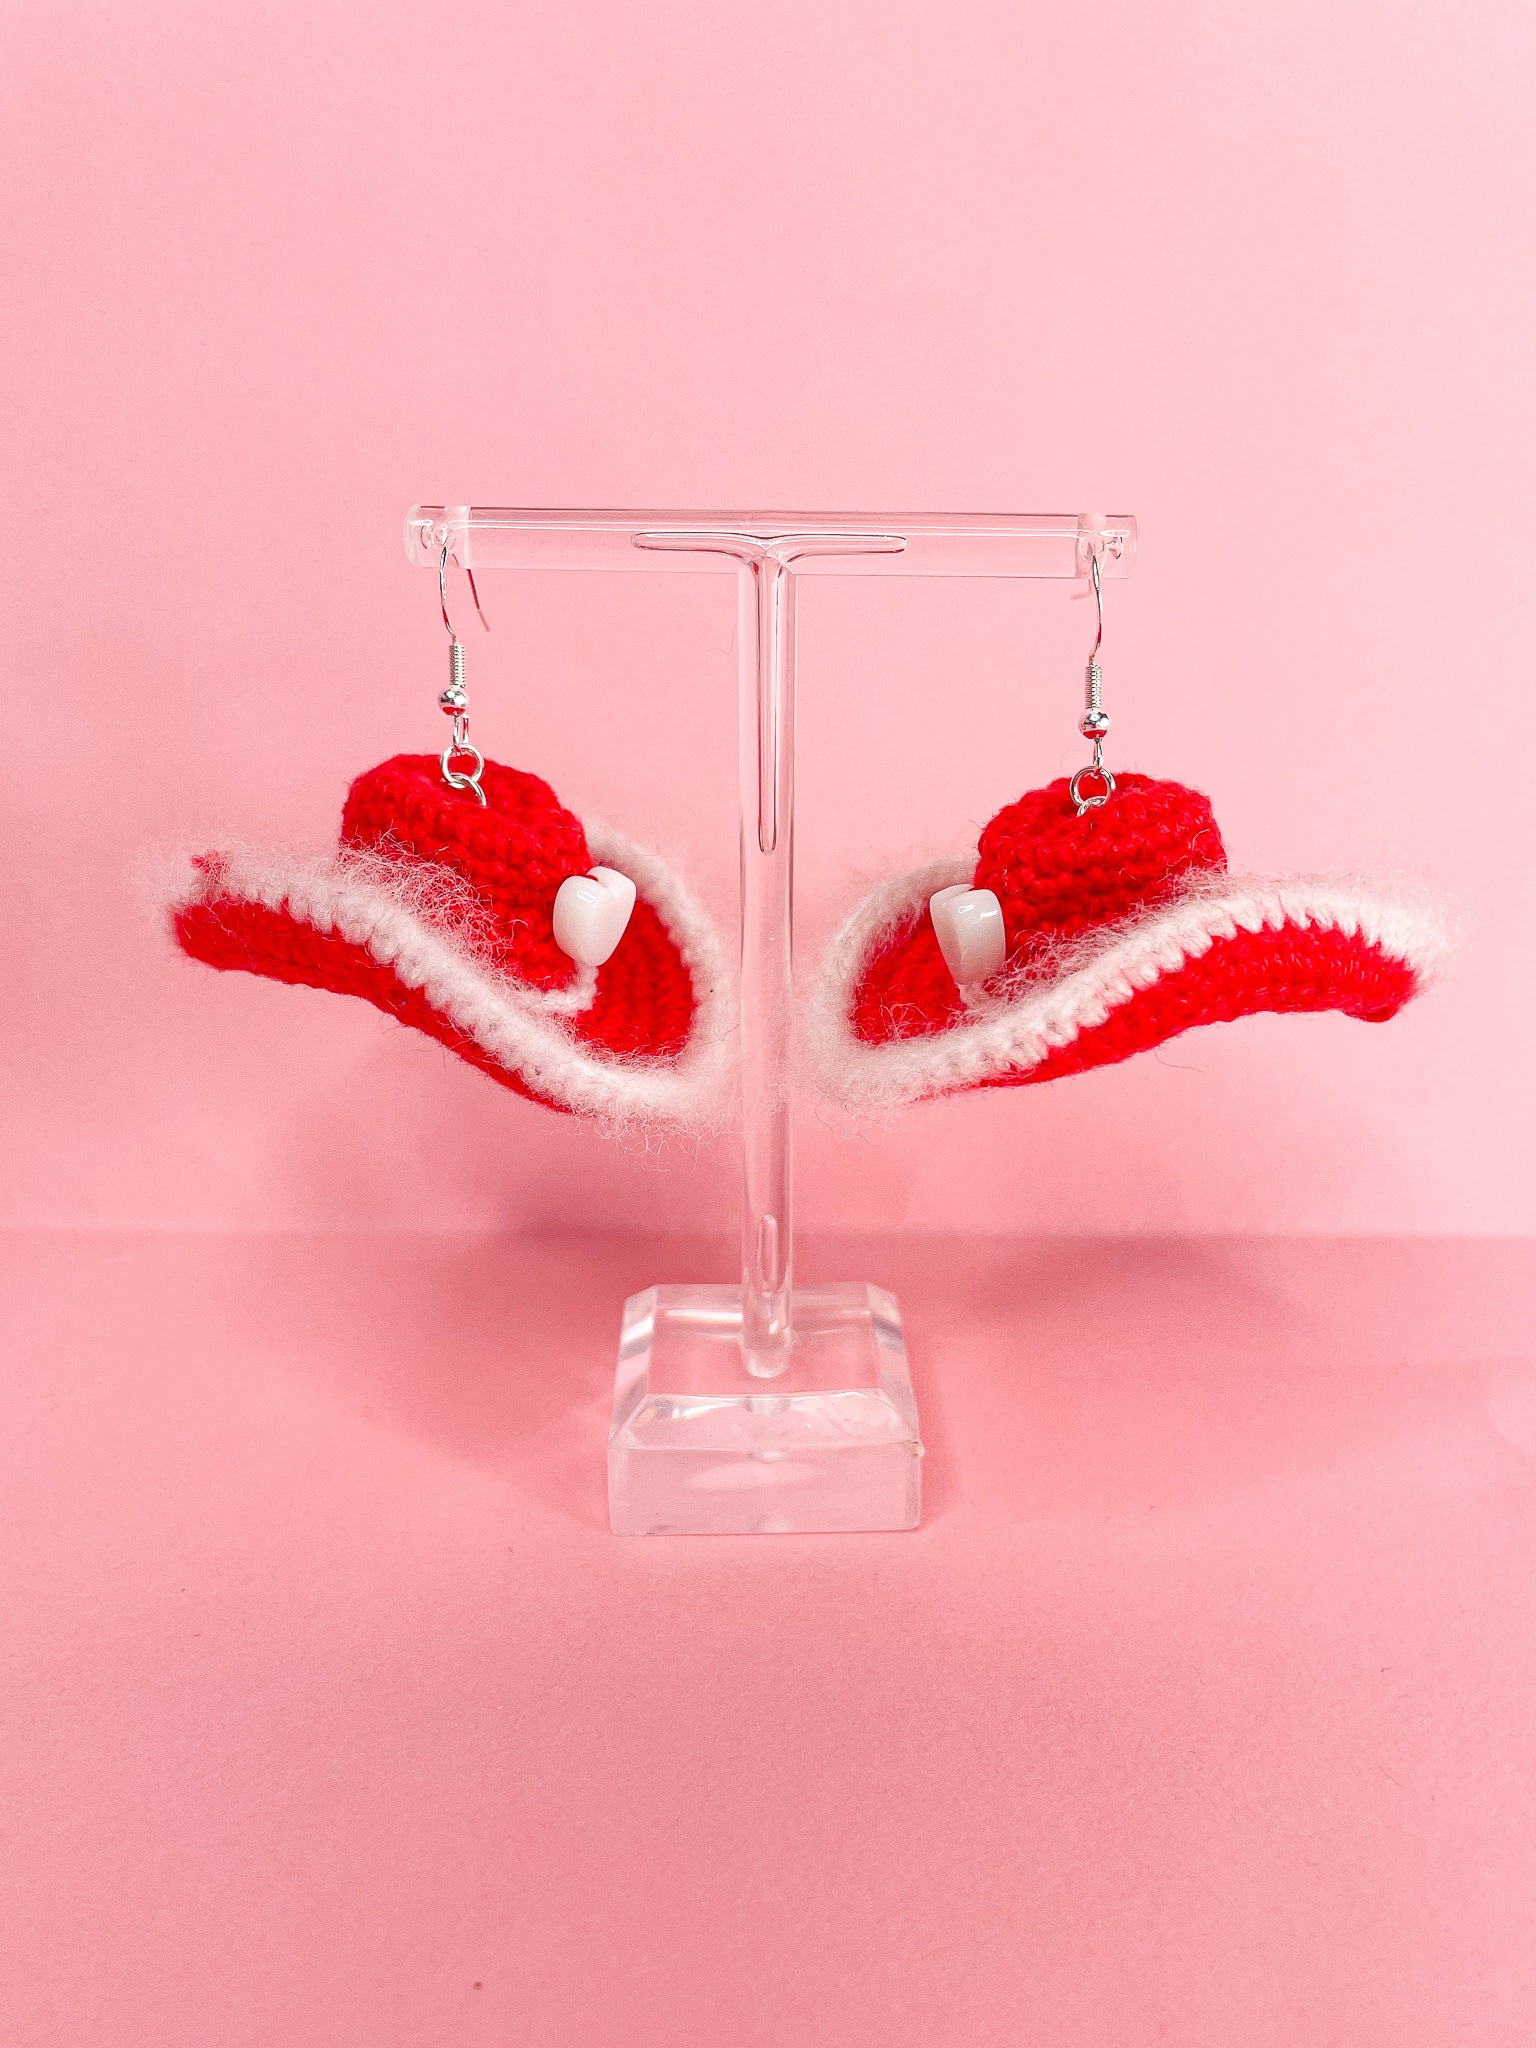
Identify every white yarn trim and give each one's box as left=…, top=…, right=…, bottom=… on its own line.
left=804, top=860, right=1451, bottom=1112
left=166, top=823, right=735, bottom=1130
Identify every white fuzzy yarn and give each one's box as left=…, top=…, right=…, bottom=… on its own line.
left=803, top=859, right=1452, bottom=1113
left=165, top=822, right=735, bottom=1132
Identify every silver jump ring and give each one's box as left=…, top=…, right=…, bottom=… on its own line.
left=1070, top=763, right=1115, bottom=814
left=441, top=741, right=487, bottom=805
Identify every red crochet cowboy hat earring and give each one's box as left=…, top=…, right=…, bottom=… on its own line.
left=806, top=547, right=1447, bottom=1111
left=169, top=544, right=731, bottom=1127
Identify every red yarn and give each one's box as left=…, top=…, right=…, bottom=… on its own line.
left=341, top=755, right=588, bottom=993
left=174, top=754, right=698, bottom=1113
left=977, top=773, right=1226, bottom=949
left=851, top=773, right=1420, bottom=1084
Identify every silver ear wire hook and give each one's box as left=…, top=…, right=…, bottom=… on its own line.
left=437, top=537, right=489, bottom=805
left=1069, top=547, right=1116, bottom=815
left=439, top=540, right=490, bottom=643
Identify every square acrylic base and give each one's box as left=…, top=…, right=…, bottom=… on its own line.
left=608, top=1283, right=923, bottom=1536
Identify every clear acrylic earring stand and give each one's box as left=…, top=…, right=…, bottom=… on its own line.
left=406, top=507, right=1139, bottom=1535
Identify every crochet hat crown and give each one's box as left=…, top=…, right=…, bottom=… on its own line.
left=975, top=772, right=1226, bottom=958
left=341, top=753, right=588, bottom=993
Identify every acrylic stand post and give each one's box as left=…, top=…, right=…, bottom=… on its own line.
left=406, top=508, right=1138, bottom=1535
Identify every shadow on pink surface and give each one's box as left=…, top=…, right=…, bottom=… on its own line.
left=22, top=1228, right=1527, bottom=1534
left=2, top=1229, right=1535, bottom=2046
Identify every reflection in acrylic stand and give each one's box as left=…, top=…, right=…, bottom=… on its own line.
left=406, top=508, right=1139, bottom=1535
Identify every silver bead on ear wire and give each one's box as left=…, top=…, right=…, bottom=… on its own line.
left=437, top=536, right=489, bottom=806
left=1069, top=548, right=1116, bottom=815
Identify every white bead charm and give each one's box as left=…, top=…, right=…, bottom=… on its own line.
left=928, top=883, right=1007, bottom=986
left=553, top=865, right=637, bottom=967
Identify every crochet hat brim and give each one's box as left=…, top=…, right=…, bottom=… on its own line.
left=169, top=821, right=732, bottom=1127
left=806, top=857, right=1447, bottom=1113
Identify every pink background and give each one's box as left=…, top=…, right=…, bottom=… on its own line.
left=4, top=0, right=1534, bottom=1239
left=4, top=2, right=1536, bottom=2043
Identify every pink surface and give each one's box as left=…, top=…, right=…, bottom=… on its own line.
left=3, top=1228, right=1535, bottom=2045
left=2, top=0, right=1533, bottom=1236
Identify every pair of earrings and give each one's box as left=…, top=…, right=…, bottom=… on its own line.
left=168, top=545, right=1444, bottom=1128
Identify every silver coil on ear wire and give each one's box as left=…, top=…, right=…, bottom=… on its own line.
left=1070, top=548, right=1116, bottom=815
left=436, top=536, right=490, bottom=805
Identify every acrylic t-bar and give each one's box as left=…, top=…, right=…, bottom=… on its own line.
left=406, top=506, right=1137, bottom=1382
